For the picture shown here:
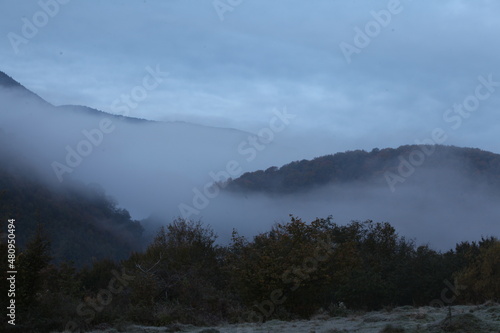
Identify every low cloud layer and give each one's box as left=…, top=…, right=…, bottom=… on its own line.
left=194, top=165, right=500, bottom=251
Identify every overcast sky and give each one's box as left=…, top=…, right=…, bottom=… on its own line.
left=1, top=0, right=500, bottom=154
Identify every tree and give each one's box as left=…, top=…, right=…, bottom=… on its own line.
left=455, top=237, right=500, bottom=302
left=226, top=216, right=340, bottom=318
left=16, top=222, right=52, bottom=326
left=125, top=218, right=230, bottom=325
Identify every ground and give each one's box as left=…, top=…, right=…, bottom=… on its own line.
left=80, top=303, right=500, bottom=333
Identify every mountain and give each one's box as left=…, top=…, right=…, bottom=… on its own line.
left=57, top=104, right=152, bottom=123
left=0, top=71, right=52, bottom=107
left=0, top=70, right=255, bottom=264
left=225, top=145, right=500, bottom=194
left=0, top=70, right=271, bottom=219
left=0, top=71, right=21, bottom=88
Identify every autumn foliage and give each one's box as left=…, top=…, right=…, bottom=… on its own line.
left=3, top=216, right=498, bottom=332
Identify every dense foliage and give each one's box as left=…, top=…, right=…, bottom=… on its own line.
left=225, top=145, right=500, bottom=193
left=2, top=216, right=498, bottom=332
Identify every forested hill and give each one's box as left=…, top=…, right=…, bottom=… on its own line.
left=225, top=145, right=500, bottom=194
left=0, top=71, right=21, bottom=88
left=0, top=71, right=51, bottom=107
left=0, top=133, right=144, bottom=267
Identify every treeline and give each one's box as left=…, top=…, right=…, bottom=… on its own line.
left=2, top=216, right=498, bottom=332
left=226, top=145, right=500, bottom=193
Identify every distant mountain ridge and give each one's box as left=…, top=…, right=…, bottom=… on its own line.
left=0, top=70, right=53, bottom=107
left=0, top=71, right=21, bottom=88
left=226, top=145, right=500, bottom=194
left=57, top=104, right=152, bottom=123
left=0, top=70, right=254, bottom=181
left=0, top=70, right=251, bottom=135
left=0, top=70, right=271, bottom=247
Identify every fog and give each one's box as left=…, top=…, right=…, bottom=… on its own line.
left=1, top=82, right=498, bottom=252
left=196, top=167, right=500, bottom=251
left=0, top=83, right=343, bottom=215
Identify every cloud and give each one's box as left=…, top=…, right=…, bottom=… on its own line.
left=0, top=1, right=499, bottom=155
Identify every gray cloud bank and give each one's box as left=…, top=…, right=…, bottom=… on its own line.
left=1, top=1, right=500, bottom=154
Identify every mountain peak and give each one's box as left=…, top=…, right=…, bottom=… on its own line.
left=0, top=70, right=54, bottom=108
left=0, top=71, right=22, bottom=89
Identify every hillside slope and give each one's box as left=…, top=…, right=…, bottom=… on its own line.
left=0, top=70, right=259, bottom=218
left=0, top=131, right=144, bottom=266
left=226, top=145, right=500, bottom=194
